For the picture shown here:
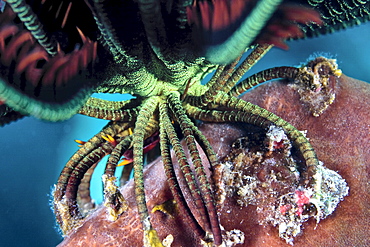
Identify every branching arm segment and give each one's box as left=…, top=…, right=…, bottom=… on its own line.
left=158, top=98, right=206, bottom=241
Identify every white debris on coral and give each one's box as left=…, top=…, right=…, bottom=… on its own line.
left=221, top=229, right=245, bottom=247
left=236, top=176, right=258, bottom=206
left=215, top=125, right=349, bottom=245
left=272, top=162, right=349, bottom=244
left=278, top=221, right=300, bottom=246
left=266, top=125, right=291, bottom=153
left=162, top=234, right=174, bottom=247
left=299, top=130, right=308, bottom=138
left=310, top=161, right=349, bottom=223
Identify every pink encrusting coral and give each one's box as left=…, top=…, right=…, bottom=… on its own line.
left=294, top=190, right=311, bottom=217
left=58, top=73, right=370, bottom=247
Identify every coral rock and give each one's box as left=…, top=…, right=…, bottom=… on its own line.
left=58, top=74, right=370, bottom=247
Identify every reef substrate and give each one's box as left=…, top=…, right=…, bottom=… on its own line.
left=58, top=74, right=370, bottom=247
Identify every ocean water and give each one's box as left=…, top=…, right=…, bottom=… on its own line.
left=0, top=22, right=369, bottom=247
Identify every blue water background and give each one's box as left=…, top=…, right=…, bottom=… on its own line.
left=0, top=22, right=369, bottom=247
